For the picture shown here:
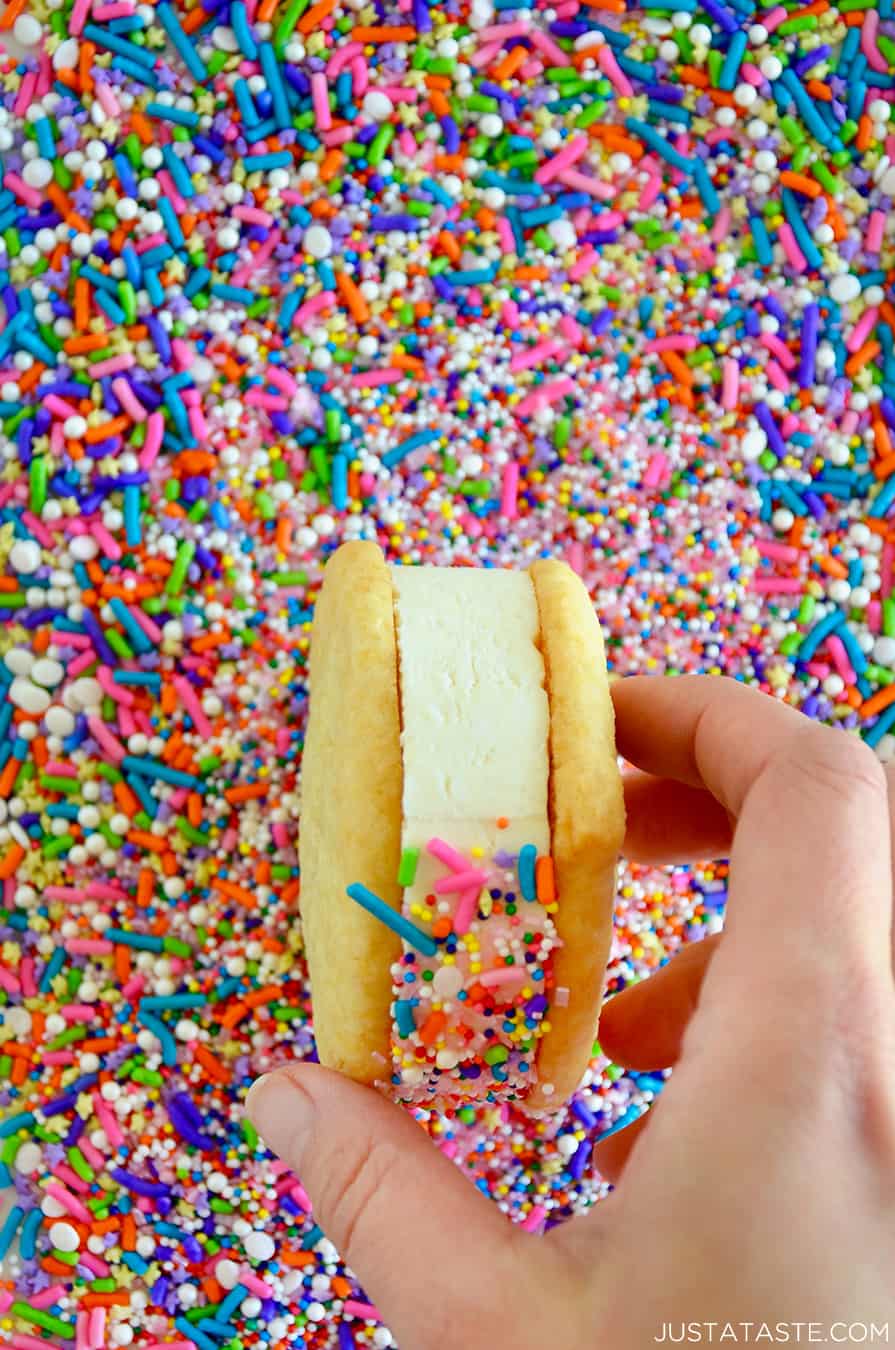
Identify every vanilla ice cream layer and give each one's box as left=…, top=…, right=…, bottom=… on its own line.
left=388, top=566, right=557, bottom=1103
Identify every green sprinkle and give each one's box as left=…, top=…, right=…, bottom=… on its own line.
left=397, top=847, right=420, bottom=887
left=11, top=1304, right=76, bottom=1339
left=166, top=540, right=196, bottom=595
left=29, top=455, right=48, bottom=513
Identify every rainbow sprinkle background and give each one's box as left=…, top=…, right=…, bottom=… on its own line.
left=0, top=0, right=892, bottom=1343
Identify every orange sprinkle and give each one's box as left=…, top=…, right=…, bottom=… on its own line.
left=845, top=340, right=880, bottom=378
left=298, top=0, right=336, bottom=31
left=0, top=0, right=28, bottom=29
left=860, top=685, right=895, bottom=720
left=418, top=1010, right=446, bottom=1046
left=353, top=24, right=416, bottom=40
left=224, top=783, right=269, bottom=804
left=211, top=877, right=257, bottom=908
left=779, top=171, right=821, bottom=198
left=535, top=856, right=556, bottom=904
left=195, top=1044, right=231, bottom=1083
left=0, top=844, right=25, bottom=881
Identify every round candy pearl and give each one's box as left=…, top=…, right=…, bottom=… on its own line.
left=9, top=539, right=41, bottom=573
left=49, top=1221, right=81, bottom=1252
left=244, top=1231, right=276, bottom=1262
left=432, top=966, right=464, bottom=998
left=8, top=677, right=50, bottom=715
left=829, top=273, right=860, bottom=304
left=303, top=224, right=332, bottom=259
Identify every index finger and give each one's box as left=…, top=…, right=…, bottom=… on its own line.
left=611, top=676, right=892, bottom=1002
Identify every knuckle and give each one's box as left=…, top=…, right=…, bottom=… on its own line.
left=779, top=727, right=886, bottom=804
left=314, top=1134, right=395, bottom=1253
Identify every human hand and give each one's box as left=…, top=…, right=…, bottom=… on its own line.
left=247, top=675, right=895, bottom=1348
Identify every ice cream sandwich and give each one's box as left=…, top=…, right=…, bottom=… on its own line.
left=300, top=542, right=624, bottom=1111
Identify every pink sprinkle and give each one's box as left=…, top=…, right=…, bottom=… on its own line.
left=4, top=171, right=42, bottom=208
left=861, top=9, right=888, bottom=74
left=13, top=1336, right=56, bottom=1350
left=558, top=167, right=613, bottom=200
left=777, top=223, right=807, bottom=273
left=44, top=760, right=78, bottom=777
left=643, top=453, right=668, bottom=489
left=521, top=1205, right=546, bottom=1233
left=534, top=134, right=587, bottom=186
left=13, top=73, right=37, bottom=118
left=44, top=394, right=79, bottom=420
left=98, top=666, right=135, bottom=705
left=89, top=353, right=135, bottom=378
left=469, top=38, right=506, bottom=68
left=32, top=1286, right=69, bottom=1311
left=22, top=511, right=54, bottom=547
left=78, top=1136, right=106, bottom=1172
left=433, top=868, right=488, bottom=895
left=112, top=377, right=148, bottom=422
left=90, top=521, right=123, bottom=561
left=79, top=1250, right=111, bottom=1278
left=479, top=966, right=527, bottom=987
left=0, top=965, right=20, bottom=995
left=846, top=307, right=879, bottom=354
left=88, top=1308, right=106, bottom=1350
left=710, top=207, right=731, bottom=244
left=157, top=169, right=186, bottom=212
left=427, top=837, right=469, bottom=872
left=500, top=461, right=519, bottom=520
left=865, top=209, right=886, bottom=255
left=20, top=957, right=36, bottom=998
left=477, top=19, right=529, bottom=41
left=867, top=600, right=882, bottom=634
left=343, top=1301, right=381, bottom=1320
left=452, top=887, right=481, bottom=936
left=42, top=1051, right=75, bottom=1066
left=645, top=335, right=697, bottom=354
left=326, top=40, right=363, bottom=76
left=529, top=27, right=569, bottom=66
left=88, top=716, right=127, bottom=765
left=94, top=80, right=121, bottom=118
left=764, top=360, right=790, bottom=394
left=566, top=540, right=584, bottom=575
left=173, top=676, right=213, bottom=737
left=46, top=1182, right=92, bottom=1222
left=68, top=653, right=97, bottom=680
left=351, top=368, right=404, bottom=388
left=757, top=539, right=800, bottom=564
left=70, top=0, right=93, bottom=29
left=311, top=72, right=332, bottom=129
left=61, top=1005, right=98, bottom=1023
left=139, top=411, right=165, bottom=470
left=751, top=576, right=804, bottom=595
left=233, top=205, right=275, bottom=226
left=760, top=332, right=796, bottom=370
left=65, top=938, right=114, bottom=955
left=596, top=42, right=632, bottom=95
left=239, top=1270, right=274, bottom=1297
left=43, top=886, right=84, bottom=902
left=93, top=1095, right=125, bottom=1148
left=721, top=358, right=739, bottom=411
left=294, top=291, right=335, bottom=326
left=826, top=633, right=856, bottom=685
left=86, top=882, right=126, bottom=903
left=265, top=365, right=298, bottom=396
left=638, top=169, right=662, bottom=210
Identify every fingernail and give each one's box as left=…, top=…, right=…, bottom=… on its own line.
left=245, top=1070, right=313, bottom=1162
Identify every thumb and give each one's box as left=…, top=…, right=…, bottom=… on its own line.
left=246, top=1064, right=526, bottom=1346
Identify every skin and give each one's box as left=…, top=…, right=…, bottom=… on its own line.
left=247, top=675, right=895, bottom=1348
